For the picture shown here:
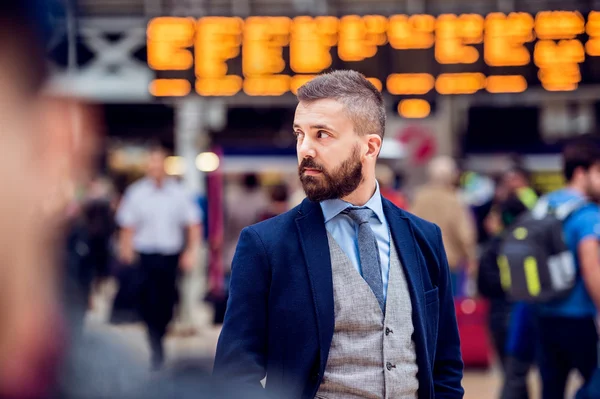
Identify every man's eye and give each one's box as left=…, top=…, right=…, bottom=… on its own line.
left=294, top=131, right=304, bottom=138
left=318, top=131, right=330, bottom=139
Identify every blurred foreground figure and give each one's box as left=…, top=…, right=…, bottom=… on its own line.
left=214, top=70, right=463, bottom=398
left=116, top=145, right=202, bottom=369
left=0, top=2, right=100, bottom=397
left=411, top=156, right=478, bottom=292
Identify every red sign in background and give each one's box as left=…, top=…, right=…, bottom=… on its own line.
left=397, top=125, right=437, bottom=165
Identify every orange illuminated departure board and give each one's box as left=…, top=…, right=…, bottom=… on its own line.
left=147, top=11, right=600, bottom=98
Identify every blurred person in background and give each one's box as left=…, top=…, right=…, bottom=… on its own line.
left=478, top=193, right=532, bottom=399
left=257, top=183, right=290, bottom=221
left=533, top=136, right=600, bottom=399
left=81, top=175, right=117, bottom=304
left=469, top=174, right=509, bottom=245
left=289, top=175, right=308, bottom=208
left=214, top=70, right=463, bottom=399
left=411, top=155, right=478, bottom=293
left=481, top=176, right=511, bottom=239
left=376, top=163, right=408, bottom=209
left=223, top=173, right=268, bottom=265
left=116, top=144, right=202, bottom=370
left=496, top=167, right=539, bottom=399
left=503, top=166, right=539, bottom=210
left=215, top=173, right=268, bottom=323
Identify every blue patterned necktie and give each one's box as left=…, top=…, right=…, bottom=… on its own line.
left=344, top=207, right=385, bottom=312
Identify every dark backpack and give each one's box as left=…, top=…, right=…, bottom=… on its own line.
left=477, top=235, right=507, bottom=300
left=497, top=196, right=586, bottom=303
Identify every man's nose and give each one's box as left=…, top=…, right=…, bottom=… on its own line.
left=298, top=136, right=316, bottom=159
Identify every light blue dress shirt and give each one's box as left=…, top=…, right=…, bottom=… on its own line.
left=320, top=182, right=391, bottom=300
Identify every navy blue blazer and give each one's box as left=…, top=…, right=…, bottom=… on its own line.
left=213, top=197, right=464, bottom=399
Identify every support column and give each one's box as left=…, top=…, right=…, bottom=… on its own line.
left=175, top=97, right=206, bottom=196
left=174, top=97, right=208, bottom=333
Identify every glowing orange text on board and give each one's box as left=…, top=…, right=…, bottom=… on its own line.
left=435, top=73, right=486, bottom=94
left=195, top=17, right=243, bottom=96
left=387, top=14, right=435, bottom=49
left=148, top=11, right=600, bottom=97
left=386, top=74, right=435, bottom=95
left=484, top=12, right=534, bottom=66
left=435, top=14, right=484, bottom=64
left=290, top=16, right=337, bottom=73
left=534, top=11, right=585, bottom=91
left=398, top=99, right=431, bottom=118
left=147, top=17, right=195, bottom=70
left=485, top=75, right=527, bottom=93
left=586, top=11, right=600, bottom=56
left=338, top=15, right=387, bottom=61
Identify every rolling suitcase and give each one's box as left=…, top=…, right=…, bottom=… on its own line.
left=455, top=296, right=493, bottom=369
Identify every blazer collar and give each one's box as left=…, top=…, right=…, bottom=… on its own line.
left=295, top=199, right=335, bottom=373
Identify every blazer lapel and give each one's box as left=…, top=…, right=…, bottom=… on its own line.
left=382, top=198, right=432, bottom=396
left=295, top=199, right=335, bottom=373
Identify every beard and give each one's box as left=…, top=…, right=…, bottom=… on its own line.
left=299, top=146, right=363, bottom=202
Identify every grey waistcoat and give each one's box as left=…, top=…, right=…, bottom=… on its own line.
left=315, top=232, right=419, bottom=399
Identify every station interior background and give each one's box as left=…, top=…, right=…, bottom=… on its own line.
left=28, top=0, right=600, bottom=397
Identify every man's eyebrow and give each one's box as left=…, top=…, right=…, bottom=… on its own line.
left=310, top=124, right=335, bottom=131
left=293, top=123, right=336, bottom=131
left=293, top=123, right=338, bottom=133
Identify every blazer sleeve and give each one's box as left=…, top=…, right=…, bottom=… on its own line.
left=432, top=224, right=465, bottom=398
left=213, top=226, right=270, bottom=391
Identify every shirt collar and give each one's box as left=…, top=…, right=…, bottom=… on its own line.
left=143, top=177, right=175, bottom=190
left=320, top=181, right=385, bottom=223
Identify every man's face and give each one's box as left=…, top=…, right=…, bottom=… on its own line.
left=147, top=150, right=166, bottom=181
left=585, top=163, right=600, bottom=202
left=293, top=99, right=364, bottom=202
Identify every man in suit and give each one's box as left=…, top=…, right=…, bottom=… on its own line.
left=213, top=70, right=464, bottom=399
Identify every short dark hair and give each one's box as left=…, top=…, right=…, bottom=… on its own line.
left=297, top=70, right=386, bottom=138
left=504, top=166, right=530, bottom=184
left=146, top=141, right=170, bottom=157
left=243, top=173, right=260, bottom=190
left=269, top=184, right=288, bottom=203
left=563, top=135, right=600, bottom=181
left=0, top=1, right=49, bottom=94
left=500, top=192, right=529, bottom=227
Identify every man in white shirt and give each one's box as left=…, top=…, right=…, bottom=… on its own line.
left=117, top=145, right=201, bottom=369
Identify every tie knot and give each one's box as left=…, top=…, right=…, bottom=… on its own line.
left=344, top=207, right=373, bottom=225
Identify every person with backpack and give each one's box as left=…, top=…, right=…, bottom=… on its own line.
left=478, top=189, right=536, bottom=399
left=477, top=196, right=526, bottom=353
left=500, top=136, right=600, bottom=399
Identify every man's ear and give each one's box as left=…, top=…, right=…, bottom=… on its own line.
left=365, top=133, right=383, bottom=159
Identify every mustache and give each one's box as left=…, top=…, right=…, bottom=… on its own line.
left=299, top=158, right=324, bottom=173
